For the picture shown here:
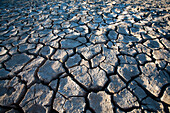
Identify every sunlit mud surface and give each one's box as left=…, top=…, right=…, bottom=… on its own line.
left=0, top=0, right=170, bottom=112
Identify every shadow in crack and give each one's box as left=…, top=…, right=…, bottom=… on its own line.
left=27, top=104, right=46, bottom=113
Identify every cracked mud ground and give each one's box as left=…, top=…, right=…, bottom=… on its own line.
left=0, top=0, right=170, bottom=112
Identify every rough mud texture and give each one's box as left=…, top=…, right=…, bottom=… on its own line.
left=0, top=0, right=170, bottom=112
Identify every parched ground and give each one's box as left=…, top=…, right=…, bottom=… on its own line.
left=0, top=0, right=170, bottom=112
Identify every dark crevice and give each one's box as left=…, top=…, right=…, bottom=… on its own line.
left=49, top=48, right=57, bottom=60
left=50, top=109, right=59, bottom=113
left=49, top=78, right=60, bottom=113
left=88, top=60, right=93, bottom=69
left=126, top=87, right=143, bottom=110
left=13, top=57, right=35, bottom=78
left=162, top=102, right=170, bottom=113
left=149, top=49, right=156, bottom=63
left=119, top=106, right=141, bottom=112
left=0, top=105, right=13, bottom=112
left=116, top=72, right=127, bottom=84
left=0, top=0, right=169, bottom=112
left=0, top=76, right=12, bottom=80
left=78, top=52, right=87, bottom=60
left=69, top=73, right=90, bottom=93
left=84, top=93, right=95, bottom=113
left=48, top=73, right=65, bottom=85
left=12, top=104, right=24, bottom=113
left=101, top=73, right=111, bottom=91
left=30, top=59, right=47, bottom=88
left=62, top=59, right=90, bottom=93
left=134, top=80, right=162, bottom=102
left=14, top=77, right=28, bottom=105
left=158, top=83, right=170, bottom=98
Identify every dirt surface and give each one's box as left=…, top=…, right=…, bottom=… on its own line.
left=0, top=0, right=170, bottom=112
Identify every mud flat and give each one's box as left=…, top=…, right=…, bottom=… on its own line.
left=0, top=0, right=170, bottom=112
